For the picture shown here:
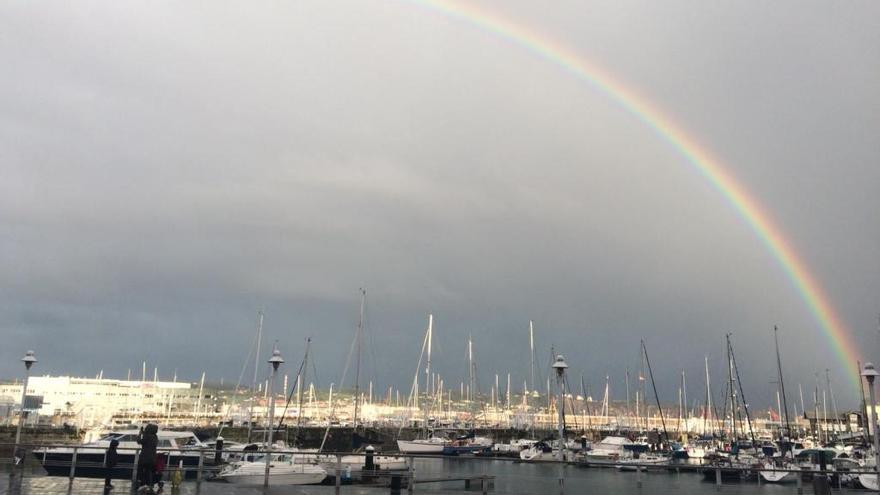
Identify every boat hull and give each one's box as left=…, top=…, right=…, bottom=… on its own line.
left=396, top=440, right=445, bottom=454
left=221, top=471, right=327, bottom=485
left=859, top=473, right=878, bottom=491
left=34, top=451, right=207, bottom=480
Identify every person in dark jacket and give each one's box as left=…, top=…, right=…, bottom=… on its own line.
left=137, top=424, right=158, bottom=490
left=104, top=438, right=119, bottom=490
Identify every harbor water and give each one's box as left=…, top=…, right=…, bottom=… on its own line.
left=1, top=457, right=851, bottom=494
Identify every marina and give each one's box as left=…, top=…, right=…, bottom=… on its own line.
left=1, top=0, right=877, bottom=493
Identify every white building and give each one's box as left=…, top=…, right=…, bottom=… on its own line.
left=0, top=375, right=215, bottom=427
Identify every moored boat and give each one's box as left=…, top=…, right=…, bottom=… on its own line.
left=34, top=428, right=211, bottom=480
left=218, top=454, right=327, bottom=485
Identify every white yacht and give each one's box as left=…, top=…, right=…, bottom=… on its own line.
left=584, top=436, right=636, bottom=463
left=35, top=428, right=210, bottom=480
left=218, top=453, right=327, bottom=485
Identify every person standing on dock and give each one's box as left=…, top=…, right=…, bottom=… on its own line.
left=136, top=424, right=158, bottom=492
left=103, top=438, right=119, bottom=491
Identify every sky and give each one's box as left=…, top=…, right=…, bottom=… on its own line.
left=1, top=0, right=878, bottom=411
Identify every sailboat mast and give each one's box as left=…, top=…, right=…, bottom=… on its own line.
left=353, top=288, right=365, bottom=428
left=826, top=369, right=841, bottom=435
left=424, top=314, right=433, bottom=434
left=247, top=311, right=263, bottom=444
left=726, top=335, right=737, bottom=455
left=468, top=335, right=474, bottom=403
left=641, top=340, right=669, bottom=445
left=682, top=370, right=688, bottom=423
left=773, top=326, right=792, bottom=439
left=529, top=321, right=535, bottom=393
left=704, top=356, right=712, bottom=436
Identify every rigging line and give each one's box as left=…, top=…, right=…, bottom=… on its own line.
left=217, top=323, right=260, bottom=437
left=397, top=324, right=430, bottom=439
left=276, top=338, right=310, bottom=433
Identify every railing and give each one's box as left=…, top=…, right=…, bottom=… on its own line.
left=2, top=442, right=878, bottom=494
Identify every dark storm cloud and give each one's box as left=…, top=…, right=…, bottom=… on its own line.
left=1, top=0, right=878, bottom=409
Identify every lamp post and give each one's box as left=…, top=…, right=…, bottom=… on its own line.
left=14, top=351, right=37, bottom=455
left=862, top=362, right=879, bottom=490
left=552, top=355, right=568, bottom=495
left=552, top=355, right=569, bottom=461
left=264, top=346, right=284, bottom=487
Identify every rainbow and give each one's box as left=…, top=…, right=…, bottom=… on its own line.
left=410, top=0, right=862, bottom=391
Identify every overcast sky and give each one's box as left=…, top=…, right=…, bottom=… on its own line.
left=1, top=1, right=878, bottom=410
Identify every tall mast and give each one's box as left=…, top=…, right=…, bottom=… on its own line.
left=293, top=339, right=311, bottom=447
left=424, top=314, right=433, bottom=434
left=641, top=340, right=669, bottom=446
left=682, top=369, right=689, bottom=424
left=726, top=334, right=737, bottom=456
left=704, top=356, right=712, bottom=436
left=247, top=311, right=264, bottom=444
left=468, top=334, right=474, bottom=403
left=625, top=367, right=631, bottom=420
left=529, top=320, right=535, bottom=393
left=826, top=369, right=841, bottom=435
left=353, top=288, right=365, bottom=428
left=773, top=326, right=792, bottom=439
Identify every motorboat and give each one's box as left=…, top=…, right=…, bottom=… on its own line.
left=583, top=436, right=635, bottom=463
left=442, top=433, right=493, bottom=456
left=34, top=428, right=212, bottom=480
left=519, top=440, right=576, bottom=462
left=218, top=453, right=327, bottom=485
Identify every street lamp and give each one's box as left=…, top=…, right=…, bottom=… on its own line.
left=551, top=355, right=568, bottom=462
left=862, top=362, right=879, bottom=484
left=264, top=346, right=284, bottom=487
left=14, top=351, right=37, bottom=456
left=551, top=355, right=568, bottom=495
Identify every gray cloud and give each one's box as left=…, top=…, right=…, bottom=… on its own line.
left=1, top=0, right=878, bottom=409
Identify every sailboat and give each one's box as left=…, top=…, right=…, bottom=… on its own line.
left=759, top=326, right=800, bottom=483
left=218, top=453, right=327, bottom=485
left=318, top=290, right=407, bottom=473
left=397, top=314, right=449, bottom=454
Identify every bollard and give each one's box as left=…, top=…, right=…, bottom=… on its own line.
left=365, top=445, right=375, bottom=471
left=69, top=446, right=78, bottom=484
left=214, top=436, right=224, bottom=465
left=796, top=471, right=803, bottom=495
left=715, top=466, right=721, bottom=490
left=482, top=474, right=488, bottom=495
left=335, top=455, right=342, bottom=495
left=390, top=473, right=402, bottom=494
